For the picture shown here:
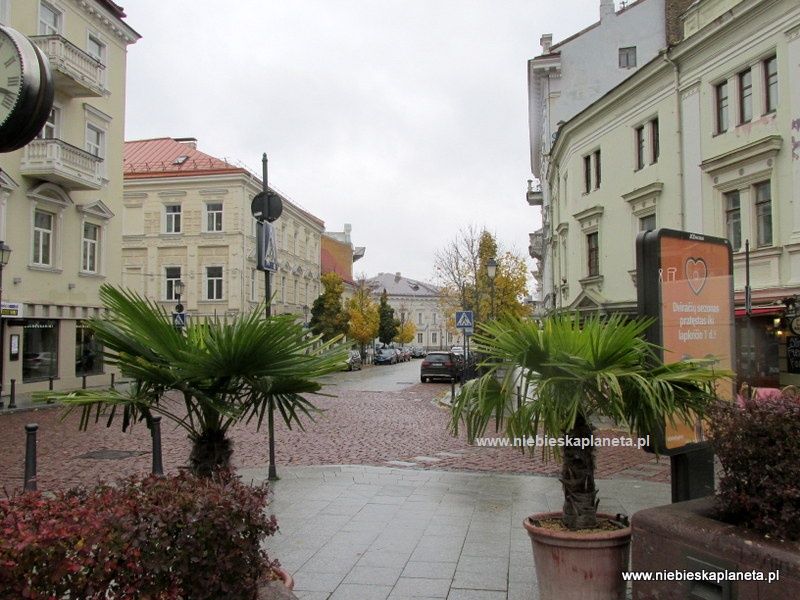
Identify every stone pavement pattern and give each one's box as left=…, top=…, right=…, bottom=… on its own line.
left=0, top=382, right=669, bottom=492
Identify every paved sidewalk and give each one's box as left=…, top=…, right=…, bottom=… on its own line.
left=240, top=465, right=670, bottom=600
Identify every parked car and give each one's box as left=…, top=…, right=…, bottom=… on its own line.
left=420, top=351, right=462, bottom=383
left=398, top=347, right=412, bottom=362
left=342, top=350, right=363, bottom=371
left=374, top=347, right=397, bottom=365
left=411, top=346, right=427, bottom=358
left=393, top=348, right=407, bottom=363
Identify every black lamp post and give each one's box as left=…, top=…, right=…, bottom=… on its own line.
left=0, top=241, right=12, bottom=409
left=486, top=257, right=497, bottom=320
left=174, top=279, right=185, bottom=307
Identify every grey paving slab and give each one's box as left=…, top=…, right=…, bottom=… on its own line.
left=239, top=464, right=671, bottom=600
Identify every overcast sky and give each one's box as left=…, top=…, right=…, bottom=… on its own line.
left=123, top=0, right=605, bottom=289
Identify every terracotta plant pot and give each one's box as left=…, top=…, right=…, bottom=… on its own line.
left=256, top=567, right=296, bottom=599
left=273, top=567, right=294, bottom=591
left=524, top=512, right=632, bottom=600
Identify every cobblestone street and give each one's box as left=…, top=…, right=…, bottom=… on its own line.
left=0, top=371, right=670, bottom=494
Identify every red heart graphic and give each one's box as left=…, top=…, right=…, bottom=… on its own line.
left=685, top=258, right=707, bottom=295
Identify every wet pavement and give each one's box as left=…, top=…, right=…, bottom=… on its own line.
left=0, top=361, right=673, bottom=598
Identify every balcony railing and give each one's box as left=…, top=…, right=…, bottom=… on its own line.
left=20, top=139, right=104, bottom=190
left=526, top=179, right=543, bottom=207
left=529, top=231, right=544, bottom=260
left=32, top=35, right=105, bottom=98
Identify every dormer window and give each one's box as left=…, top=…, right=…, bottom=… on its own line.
left=173, top=156, right=189, bottom=165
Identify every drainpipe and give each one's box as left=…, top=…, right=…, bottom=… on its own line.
left=663, top=47, right=685, bottom=227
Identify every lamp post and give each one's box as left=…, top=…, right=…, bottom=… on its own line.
left=303, top=304, right=309, bottom=325
left=486, top=257, right=497, bottom=320
left=0, top=241, right=12, bottom=409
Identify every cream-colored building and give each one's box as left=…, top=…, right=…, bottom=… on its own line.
left=123, top=138, right=323, bottom=320
left=0, top=0, right=138, bottom=399
left=537, top=0, right=800, bottom=387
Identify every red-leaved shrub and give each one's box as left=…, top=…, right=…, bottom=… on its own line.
left=0, top=470, right=279, bottom=599
left=708, top=394, right=800, bottom=541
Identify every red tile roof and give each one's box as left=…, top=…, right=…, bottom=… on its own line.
left=124, top=138, right=246, bottom=179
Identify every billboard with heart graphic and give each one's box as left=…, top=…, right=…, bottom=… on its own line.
left=637, top=228, right=735, bottom=454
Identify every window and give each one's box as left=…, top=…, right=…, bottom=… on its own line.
left=85, top=123, right=104, bottom=159
left=206, top=202, right=223, bottom=232
left=764, top=55, right=778, bottom=113
left=715, top=80, right=729, bottom=134
left=37, top=107, right=58, bottom=140
left=650, top=118, right=660, bottom=163
left=82, top=222, right=99, bottom=273
left=165, top=267, right=182, bottom=301
left=87, top=34, right=105, bottom=64
left=635, top=126, right=645, bottom=170
left=587, top=232, right=600, bottom=277
left=207, top=266, right=223, bottom=300
left=640, top=214, right=656, bottom=232
left=738, top=68, right=752, bottom=124
left=724, top=191, right=741, bottom=251
left=619, top=47, right=637, bottom=68
left=38, top=2, right=61, bottom=35
left=755, top=181, right=772, bottom=248
left=76, top=321, right=103, bottom=376
left=582, top=150, right=601, bottom=192
left=583, top=155, right=592, bottom=193
left=23, top=319, right=59, bottom=381
left=33, top=210, right=53, bottom=266
left=165, top=205, right=181, bottom=233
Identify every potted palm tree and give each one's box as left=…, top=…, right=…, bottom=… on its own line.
left=36, top=284, right=346, bottom=477
left=449, top=311, right=726, bottom=600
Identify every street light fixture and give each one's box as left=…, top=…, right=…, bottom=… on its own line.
left=486, top=257, right=497, bottom=320
left=0, top=241, right=12, bottom=409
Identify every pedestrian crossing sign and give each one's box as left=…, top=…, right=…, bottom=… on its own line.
left=455, top=311, right=474, bottom=329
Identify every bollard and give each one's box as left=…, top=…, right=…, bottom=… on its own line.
left=81, top=375, right=87, bottom=389
left=110, top=373, right=115, bottom=389
left=151, top=415, right=164, bottom=476
left=8, top=378, right=16, bottom=409
left=48, top=377, right=54, bottom=391
left=24, top=424, right=38, bottom=491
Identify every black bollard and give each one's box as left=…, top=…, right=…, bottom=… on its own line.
left=8, top=378, right=15, bottom=409
left=24, top=424, right=38, bottom=491
left=81, top=375, right=87, bottom=389
left=151, top=415, right=164, bottom=476
left=110, top=373, right=115, bottom=389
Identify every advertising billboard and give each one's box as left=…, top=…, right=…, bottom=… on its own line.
left=637, top=229, right=735, bottom=455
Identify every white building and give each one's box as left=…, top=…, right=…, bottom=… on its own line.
left=533, top=0, right=800, bottom=388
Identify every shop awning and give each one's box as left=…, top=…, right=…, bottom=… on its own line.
left=734, top=306, right=785, bottom=317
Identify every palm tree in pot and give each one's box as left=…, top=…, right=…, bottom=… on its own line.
left=450, top=311, right=726, bottom=599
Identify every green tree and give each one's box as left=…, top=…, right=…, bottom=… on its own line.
left=35, top=285, right=346, bottom=477
left=377, top=290, right=398, bottom=346
left=347, top=277, right=380, bottom=356
left=309, top=272, right=350, bottom=341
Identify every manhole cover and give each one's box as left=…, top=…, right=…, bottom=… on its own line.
left=77, top=450, right=148, bottom=460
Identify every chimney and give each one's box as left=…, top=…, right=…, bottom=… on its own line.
left=395, top=272, right=401, bottom=282
left=600, top=0, right=615, bottom=20
left=175, top=137, right=198, bottom=150
left=540, top=34, right=553, bottom=54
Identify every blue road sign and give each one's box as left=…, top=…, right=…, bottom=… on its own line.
left=172, top=313, right=186, bottom=328
left=455, top=310, right=474, bottom=329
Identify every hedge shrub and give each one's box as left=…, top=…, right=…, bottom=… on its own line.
left=0, top=471, right=279, bottom=599
left=708, top=394, right=800, bottom=541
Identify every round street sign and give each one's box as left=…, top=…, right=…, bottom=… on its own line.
left=250, top=191, right=283, bottom=222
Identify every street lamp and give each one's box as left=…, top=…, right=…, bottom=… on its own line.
left=486, top=257, right=497, bottom=320
left=0, top=241, right=12, bottom=409
left=174, top=280, right=185, bottom=310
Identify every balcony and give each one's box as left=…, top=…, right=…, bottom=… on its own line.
left=526, top=179, right=543, bottom=207
left=20, top=139, right=104, bottom=190
left=529, top=230, right=544, bottom=260
left=32, top=35, right=105, bottom=98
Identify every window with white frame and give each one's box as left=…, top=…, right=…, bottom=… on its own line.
left=619, top=47, right=636, bottom=69
left=85, top=123, right=104, bottom=159
left=82, top=222, right=100, bottom=273
left=634, top=126, right=645, bottom=171
left=582, top=149, right=601, bottom=193
left=634, top=118, right=660, bottom=171
left=165, top=204, right=181, bottom=233
left=738, top=68, right=753, bottom=124
left=755, top=181, right=772, bottom=248
left=586, top=232, right=600, bottom=277
left=33, top=210, right=53, bottom=266
left=206, top=266, right=223, bottom=300
left=38, top=1, right=61, bottom=35
left=36, top=107, right=58, bottom=140
left=764, top=55, right=778, bottom=113
left=724, top=190, right=741, bottom=251
left=715, top=80, right=729, bottom=134
left=165, top=267, right=182, bottom=301
left=206, top=202, right=223, bottom=232
left=87, top=34, right=106, bottom=64
left=721, top=181, right=772, bottom=251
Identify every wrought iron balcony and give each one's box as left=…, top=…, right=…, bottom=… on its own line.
left=32, top=35, right=105, bottom=98
left=20, top=139, right=104, bottom=190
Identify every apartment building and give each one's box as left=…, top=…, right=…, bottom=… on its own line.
left=122, top=137, right=324, bottom=320
left=0, top=0, right=138, bottom=398
left=536, top=0, right=799, bottom=387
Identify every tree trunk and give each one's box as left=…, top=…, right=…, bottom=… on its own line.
left=189, top=430, right=234, bottom=478
left=559, top=415, right=598, bottom=529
